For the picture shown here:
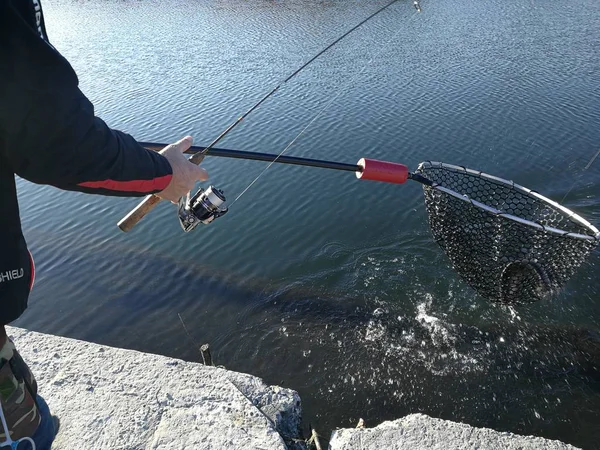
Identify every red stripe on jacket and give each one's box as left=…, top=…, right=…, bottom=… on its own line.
left=28, top=251, right=35, bottom=290
left=77, top=174, right=172, bottom=193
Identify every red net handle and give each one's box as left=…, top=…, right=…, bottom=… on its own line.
left=356, top=158, right=409, bottom=184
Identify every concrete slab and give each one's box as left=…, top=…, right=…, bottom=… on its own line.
left=7, top=326, right=303, bottom=450
left=328, top=413, right=580, bottom=450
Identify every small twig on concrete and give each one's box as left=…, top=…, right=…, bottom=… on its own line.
left=309, top=426, right=322, bottom=450
left=200, top=343, right=213, bottom=366
left=177, top=313, right=206, bottom=363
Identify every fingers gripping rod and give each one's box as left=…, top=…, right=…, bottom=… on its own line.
left=117, top=0, right=403, bottom=232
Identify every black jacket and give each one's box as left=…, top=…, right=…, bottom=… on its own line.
left=0, top=0, right=173, bottom=324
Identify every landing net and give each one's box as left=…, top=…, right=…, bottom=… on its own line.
left=416, top=162, right=600, bottom=304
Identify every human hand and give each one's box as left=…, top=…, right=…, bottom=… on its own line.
left=156, top=136, right=209, bottom=203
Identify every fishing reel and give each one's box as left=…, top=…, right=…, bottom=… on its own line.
left=178, top=185, right=228, bottom=232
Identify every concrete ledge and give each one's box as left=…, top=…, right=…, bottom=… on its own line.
left=329, top=413, right=580, bottom=450
left=8, top=326, right=303, bottom=450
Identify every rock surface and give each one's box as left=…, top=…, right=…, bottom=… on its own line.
left=7, top=326, right=303, bottom=450
left=328, top=413, right=580, bottom=450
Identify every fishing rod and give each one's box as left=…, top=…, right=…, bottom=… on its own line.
left=117, top=0, right=403, bottom=232
left=138, top=141, right=426, bottom=232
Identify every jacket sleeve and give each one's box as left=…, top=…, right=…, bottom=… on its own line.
left=6, top=89, right=174, bottom=198
left=0, top=1, right=173, bottom=197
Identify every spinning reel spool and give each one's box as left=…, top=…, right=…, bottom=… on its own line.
left=178, top=185, right=228, bottom=232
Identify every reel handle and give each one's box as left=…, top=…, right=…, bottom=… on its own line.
left=117, top=153, right=207, bottom=232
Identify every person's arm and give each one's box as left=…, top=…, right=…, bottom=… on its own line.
left=5, top=87, right=176, bottom=197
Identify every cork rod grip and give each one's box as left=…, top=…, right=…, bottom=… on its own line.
left=117, top=194, right=162, bottom=232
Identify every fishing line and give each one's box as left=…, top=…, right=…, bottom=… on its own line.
left=228, top=94, right=341, bottom=207
left=229, top=5, right=423, bottom=207
left=178, top=313, right=201, bottom=351
left=560, top=148, right=600, bottom=204
left=195, top=0, right=404, bottom=160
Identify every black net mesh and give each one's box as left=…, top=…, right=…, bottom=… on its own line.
left=416, top=162, right=600, bottom=304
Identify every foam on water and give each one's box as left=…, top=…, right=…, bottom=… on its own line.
left=360, top=294, right=491, bottom=377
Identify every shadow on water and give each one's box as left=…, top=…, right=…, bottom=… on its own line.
left=16, top=227, right=600, bottom=449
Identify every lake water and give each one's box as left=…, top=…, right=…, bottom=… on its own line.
left=14, top=0, right=600, bottom=447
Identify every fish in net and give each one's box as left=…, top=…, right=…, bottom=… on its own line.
left=415, top=162, right=599, bottom=305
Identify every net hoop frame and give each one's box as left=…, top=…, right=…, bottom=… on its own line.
left=417, top=161, right=600, bottom=243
